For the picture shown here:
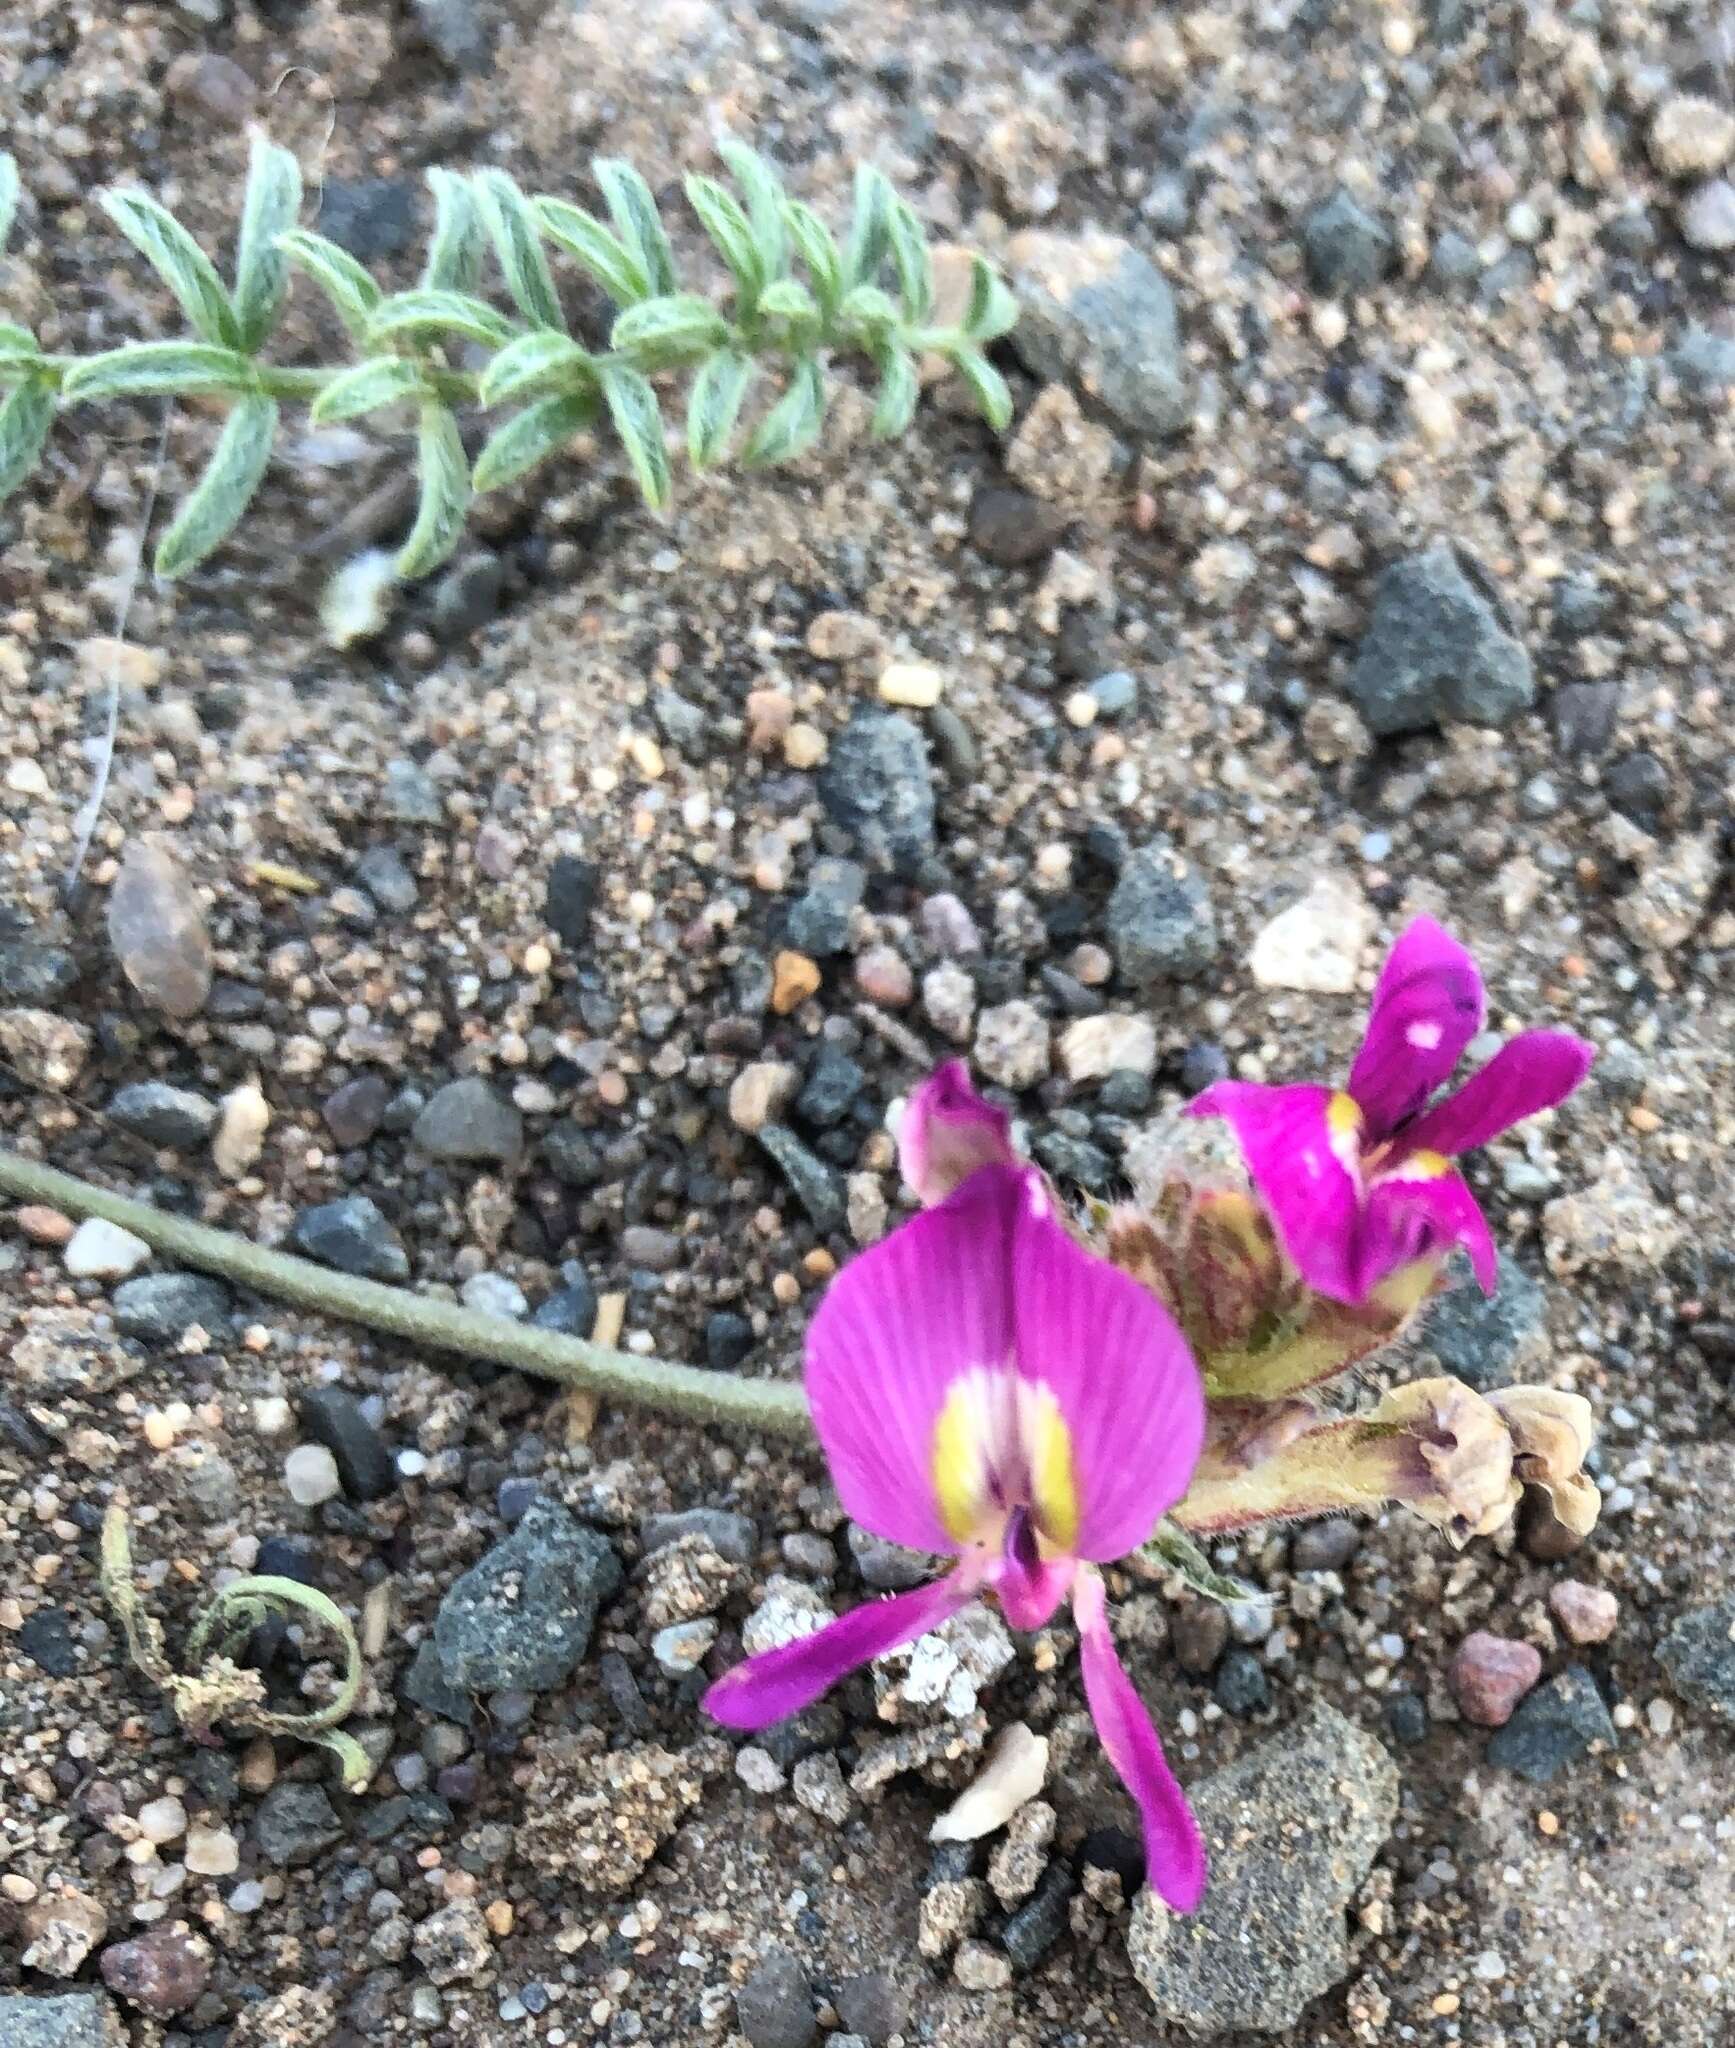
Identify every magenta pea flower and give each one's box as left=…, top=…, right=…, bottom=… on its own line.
left=1189, top=917, right=1594, bottom=1306
left=703, top=1151, right=1209, bottom=1913
left=896, top=1058, right=1017, bottom=1206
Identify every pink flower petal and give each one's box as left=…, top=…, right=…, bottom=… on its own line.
left=1007, top=1170, right=1204, bottom=1561
left=1347, top=917, right=1485, bottom=1138
left=1075, top=1571, right=1206, bottom=1913
left=898, top=1060, right=1016, bottom=1207
left=703, top=1571, right=980, bottom=1729
left=995, top=1511, right=1076, bottom=1631
left=1188, top=1081, right=1368, bottom=1306
left=806, top=1164, right=1023, bottom=1554
left=1402, top=1031, right=1595, bottom=1159
left=1363, top=1161, right=1498, bottom=1293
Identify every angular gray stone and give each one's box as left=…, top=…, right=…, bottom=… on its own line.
left=0, top=1993, right=124, bottom=2048
left=412, top=1077, right=523, bottom=1164
left=1486, top=1665, right=1616, bottom=1783
left=1657, top=1600, right=1735, bottom=1721
left=290, top=1195, right=409, bottom=1283
left=253, top=1781, right=342, bottom=1867
left=1106, top=840, right=1219, bottom=987
left=1303, top=189, right=1395, bottom=294
left=1127, top=1703, right=1397, bottom=2036
left=736, top=1948, right=817, bottom=2048
left=111, top=1273, right=231, bottom=1344
left=1008, top=227, right=1189, bottom=437
left=819, top=712, right=935, bottom=876
left=1419, top=1251, right=1546, bottom=1390
left=1349, top=542, right=1535, bottom=735
left=433, top=1498, right=622, bottom=1695
left=756, top=1124, right=846, bottom=1233
left=106, top=1081, right=217, bottom=1150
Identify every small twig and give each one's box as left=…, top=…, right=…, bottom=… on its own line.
left=0, top=1148, right=814, bottom=1440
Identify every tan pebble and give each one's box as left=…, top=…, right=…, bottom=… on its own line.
left=591, top=1292, right=626, bottom=1349
left=184, top=1826, right=240, bottom=1877
left=238, top=1739, right=276, bottom=1795
left=771, top=950, right=822, bottom=1015
left=596, top=1072, right=628, bottom=1107
left=1, top=1874, right=38, bottom=1904
left=212, top=1081, right=270, bottom=1180
left=1537, top=1810, right=1560, bottom=1837
left=802, top=1248, right=836, bottom=1280
left=625, top=733, right=665, bottom=779
left=878, top=660, right=946, bottom=709
left=485, top=1900, right=514, bottom=1938
left=523, top=942, right=551, bottom=976
left=143, top=1412, right=178, bottom=1452
left=1433, top=1993, right=1461, bottom=2016
left=771, top=1272, right=800, bottom=1306
left=782, top=722, right=827, bottom=769
left=746, top=689, right=795, bottom=750
left=15, top=1206, right=74, bottom=1247
left=729, top=1060, right=799, bottom=1133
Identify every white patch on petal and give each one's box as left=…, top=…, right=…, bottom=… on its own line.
left=1406, top=1020, right=1444, bottom=1051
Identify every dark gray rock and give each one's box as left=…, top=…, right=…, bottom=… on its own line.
left=642, top=1508, right=756, bottom=1564
left=756, top=1125, right=846, bottom=1232
left=106, top=1081, right=217, bottom=1150
left=112, top=1273, right=230, bottom=1344
left=653, top=688, right=709, bottom=754
left=1550, top=681, right=1620, bottom=759
left=785, top=859, right=866, bottom=958
left=19, top=1607, right=77, bottom=1676
left=1486, top=1665, right=1616, bottom=1782
left=849, top=1521, right=933, bottom=1590
left=1213, top=1648, right=1271, bottom=1717
left=323, top=1074, right=391, bottom=1148
left=532, top=1276, right=598, bottom=1337
left=835, top=1970, right=906, bottom=2046
left=1001, top=1861, right=1076, bottom=1974
left=1606, top=750, right=1671, bottom=823
left=0, top=940, right=77, bottom=1005
left=411, top=0, right=494, bottom=74
left=253, top=1781, right=343, bottom=1867
left=1290, top=1518, right=1361, bottom=1573
left=1428, top=229, right=1480, bottom=288
left=820, top=712, right=935, bottom=875
left=413, top=1077, right=523, bottom=1164
left=1419, top=1252, right=1545, bottom=1391
left=705, top=1310, right=754, bottom=1370
left=1384, top=1692, right=1428, bottom=1744
left=1008, top=228, right=1189, bottom=436
left=736, top=1948, right=817, bottom=2048
left=797, top=1043, right=867, bottom=1126
left=1672, top=325, right=1735, bottom=396
left=296, top=1386, right=394, bottom=1501
left=433, top=1498, right=621, bottom=1694
left=400, top=1638, right=475, bottom=1726
left=431, top=551, right=506, bottom=641
left=0, top=1992, right=124, bottom=2048
left=542, top=1123, right=602, bottom=1186
left=1127, top=1704, right=1398, bottom=2034
left=290, top=1195, right=409, bottom=1283
left=1303, top=189, right=1396, bottom=294
left=355, top=845, right=418, bottom=913
left=315, top=177, right=419, bottom=264
left=1106, top=840, right=1219, bottom=987
left=1348, top=542, right=1534, bottom=735
left=969, top=486, right=1068, bottom=567
left=544, top=855, right=598, bottom=947
left=1657, top=1600, right=1735, bottom=1721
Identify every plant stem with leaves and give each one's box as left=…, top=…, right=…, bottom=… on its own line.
left=0, top=134, right=1017, bottom=579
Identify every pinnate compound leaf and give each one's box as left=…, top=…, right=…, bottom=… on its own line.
left=479, top=329, right=595, bottom=407
left=472, top=391, right=597, bottom=492
left=310, top=356, right=428, bottom=426
left=154, top=393, right=278, bottom=577
left=743, top=356, right=825, bottom=468
left=102, top=189, right=240, bottom=348
left=474, top=168, right=564, bottom=330
left=62, top=342, right=259, bottom=403
left=686, top=348, right=753, bottom=470
left=396, top=404, right=471, bottom=581
left=593, top=159, right=678, bottom=297
left=423, top=167, right=485, bottom=294
left=609, top=293, right=728, bottom=371
left=532, top=198, right=650, bottom=306
left=232, top=135, right=303, bottom=351
left=279, top=230, right=383, bottom=336
left=365, top=289, right=517, bottom=350
left=599, top=361, right=671, bottom=513
left=0, top=376, right=54, bottom=502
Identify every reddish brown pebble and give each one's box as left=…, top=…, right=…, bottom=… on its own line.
left=100, top=1924, right=212, bottom=2017
left=1548, top=1580, right=1618, bottom=1646
left=15, top=1205, right=74, bottom=1246
left=854, top=945, right=914, bottom=1007
left=1449, top=1630, right=1543, bottom=1727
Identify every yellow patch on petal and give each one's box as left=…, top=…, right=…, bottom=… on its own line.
left=930, top=1370, right=1082, bottom=1554
left=1396, top=1148, right=1451, bottom=1182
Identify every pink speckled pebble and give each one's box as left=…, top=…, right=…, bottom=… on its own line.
left=1449, top=1630, right=1543, bottom=1727
left=1548, top=1580, right=1619, bottom=1646
left=854, top=945, right=914, bottom=1008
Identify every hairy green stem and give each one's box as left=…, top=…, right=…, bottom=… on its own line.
left=0, top=1149, right=814, bottom=1439
left=27, top=357, right=482, bottom=407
